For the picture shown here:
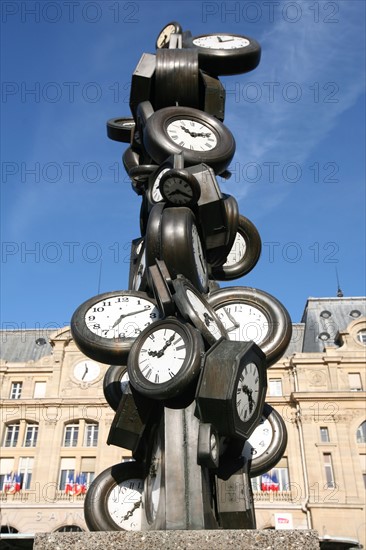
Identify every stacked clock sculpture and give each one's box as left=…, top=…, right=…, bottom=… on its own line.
left=70, top=22, right=292, bottom=532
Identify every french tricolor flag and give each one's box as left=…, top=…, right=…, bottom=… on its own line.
left=261, top=472, right=279, bottom=492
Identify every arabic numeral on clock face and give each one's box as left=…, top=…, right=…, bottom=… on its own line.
left=93, top=306, right=104, bottom=312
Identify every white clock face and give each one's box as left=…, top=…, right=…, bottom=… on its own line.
left=242, top=417, right=273, bottom=460
left=152, top=168, right=169, bottom=202
left=191, top=224, right=208, bottom=288
left=185, top=289, right=221, bottom=340
left=193, top=35, right=250, bottom=50
left=132, top=249, right=146, bottom=291
left=157, top=23, right=177, bottom=48
left=223, top=232, right=247, bottom=267
left=85, top=295, right=160, bottom=339
left=216, top=303, right=269, bottom=344
left=107, top=478, right=143, bottom=530
left=236, top=362, right=260, bottom=422
left=73, top=360, right=100, bottom=382
left=145, top=431, right=162, bottom=523
left=138, top=328, right=186, bottom=384
left=166, top=118, right=217, bottom=152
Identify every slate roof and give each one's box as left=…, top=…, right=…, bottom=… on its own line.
left=0, top=330, right=54, bottom=362
left=0, top=296, right=364, bottom=362
left=300, top=297, right=366, bottom=352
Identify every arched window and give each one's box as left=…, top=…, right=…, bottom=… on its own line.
left=55, top=525, right=83, bottom=532
left=63, top=423, right=79, bottom=447
left=356, top=421, right=366, bottom=444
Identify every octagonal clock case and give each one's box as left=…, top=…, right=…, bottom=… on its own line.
left=195, top=339, right=267, bottom=440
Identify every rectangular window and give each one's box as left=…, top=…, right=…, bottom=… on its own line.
left=260, top=458, right=289, bottom=492
left=59, top=458, right=75, bottom=490
left=84, top=424, right=98, bottom=447
left=320, top=427, right=330, bottom=443
left=323, top=453, right=335, bottom=488
left=268, top=379, right=283, bottom=397
left=33, top=382, right=46, bottom=398
left=19, top=457, right=33, bottom=490
left=363, top=474, right=366, bottom=490
left=10, top=382, right=22, bottom=399
left=63, top=425, right=79, bottom=447
left=349, top=373, right=363, bottom=391
left=24, top=424, right=38, bottom=447
left=3, top=424, right=19, bottom=447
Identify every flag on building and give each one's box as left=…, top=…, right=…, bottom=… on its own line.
left=73, top=473, right=87, bottom=496
left=261, top=472, right=280, bottom=492
left=4, top=473, right=21, bottom=494
left=65, top=472, right=74, bottom=495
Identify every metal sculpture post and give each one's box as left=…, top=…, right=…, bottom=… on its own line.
left=70, top=22, right=292, bottom=531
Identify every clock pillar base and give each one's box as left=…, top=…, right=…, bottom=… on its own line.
left=158, top=403, right=218, bottom=530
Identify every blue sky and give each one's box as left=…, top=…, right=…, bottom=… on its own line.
left=1, top=0, right=365, bottom=330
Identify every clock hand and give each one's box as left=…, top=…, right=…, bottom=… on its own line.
left=148, top=334, right=176, bottom=358
left=168, top=189, right=192, bottom=199
left=81, top=364, right=89, bottom=380
left=111, top=308, right=148, bottom=328
left=122, top=497, right=142, bottom=522
left=203, top=312, right=214, bottom=327
left=223, top=308, right=240, bottom=332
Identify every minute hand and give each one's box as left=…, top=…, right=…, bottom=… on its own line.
left=112, top=309, right=148, bottom=328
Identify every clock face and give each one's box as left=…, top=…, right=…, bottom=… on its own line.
left=185, top=289, right=224, bottom=342
left=131, top=244, right=147, bottom=292
left=191, top=223, right=208, bottom=289
left=224, top=232, right=247, bottom=267
left=73, top=360, right=100, bottom=382
left=145, top=429, right=163, bottom=524
left=137, top=327, right=187, bottom=384
left=166, top=118, right=218, bottom=152
left=242, top=417, right=273, bottom=460
left=84, top=294, right=160, bottom=340
left=193, top=35, right=250, bottom=50
left=161, top=176, right=194, bottom=205
left=152, top=168, right=169, bottom=203
left=216, top=302, right=268, bottom=344
left=127, top=318, right=204, bottom=401
left=236, top=362, right=260, bottom=422
left=107, top=477, right=144, bottom=530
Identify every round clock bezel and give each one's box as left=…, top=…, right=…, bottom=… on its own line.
left=71, top=290, right=162, bottom=365
left=207, top=286, right=292, bottom=367
left=242, top=403, right=288, bottom=477
left=142, top=106, right=236, bottom=175
left=160, top=207, right=209, bottom=293
left=127, top=317, right=204, bottom=401
left=183, top=33, right=261, bottom=76
left=103, top=364, right=129, bottom=411
left=84, top=461, right=145, bottom=531
left=211, top=214, right=262, bottom=280
left=159, top=168, right=201, bottom=207
left=172, top=275, right=227, bottom=345
left=156, top=21, right=183, bottom=49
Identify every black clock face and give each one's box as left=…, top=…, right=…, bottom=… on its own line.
left=127, top=318, right=204, bottom=401
left=71, top=290, right=162, bottom=364
left=142, top=107, right=236, bottom=175
left=159, top=169, right=201, bottom=207
left=207, top=287, right=292, bottom=367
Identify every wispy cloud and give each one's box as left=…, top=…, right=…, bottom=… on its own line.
left=223, top=0, right=365, bottom=205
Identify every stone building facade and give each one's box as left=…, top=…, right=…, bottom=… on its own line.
left=0, top=295, right=365, bottom=547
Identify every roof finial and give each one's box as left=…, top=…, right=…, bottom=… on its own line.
left=335, top=267, right=343, bottom=297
